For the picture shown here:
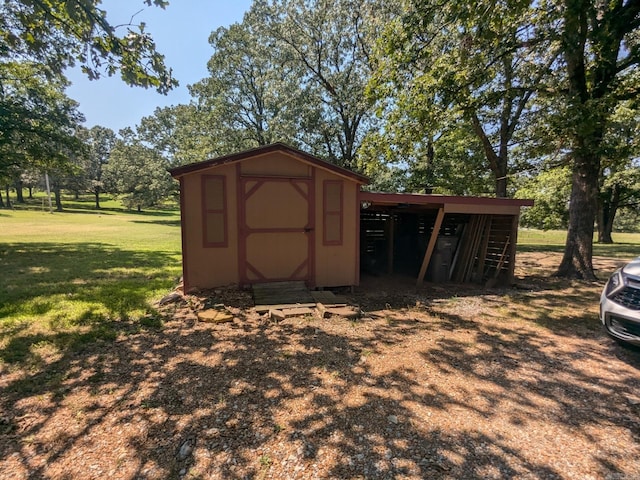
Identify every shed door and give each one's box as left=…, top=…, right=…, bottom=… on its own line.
left=239, top=177, right=314, bottom=286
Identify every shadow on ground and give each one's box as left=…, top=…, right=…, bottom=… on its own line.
left=1, top=271, right=639, bottom=479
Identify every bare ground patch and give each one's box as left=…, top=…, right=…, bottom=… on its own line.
left=1, top=252, right=639, bottom=479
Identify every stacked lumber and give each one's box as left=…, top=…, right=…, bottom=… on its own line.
left=451, top=215, right=491, bottom=283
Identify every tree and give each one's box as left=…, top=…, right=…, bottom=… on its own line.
left=555, top=0, right=640, bottom=279
left=21, top=170, right=41, bottom=199
left=187, top=1, right=396, bottom=168
left=137, top=105, right=217, bottom=167
left=359, top=111, right=495, bottom=194
left=103, top=133, right=173, bottom=212
left=77, top=125, right=117, bottom=208
left=369, top=0, right=639, bottom=278
left=253, top=0, right=395, bottom=168
left=189, top=18, right=300, bottom=156
left=0, top=61, right=85, bottom=204
left=596, top=103, right=640, bottom=243
left=1, top=0, right=176, bottom=93
left=598, top=162, right=640, bottom=243
left=367, top=0, right=555, bottom=197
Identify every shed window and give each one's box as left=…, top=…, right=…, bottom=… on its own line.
left=202, top=175, right=227, bottom=247
left=323, top=180, right=343, bottom=245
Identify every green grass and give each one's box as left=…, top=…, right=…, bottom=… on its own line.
left=0, top=198, right=181, bottom=365
left=518, top=228, right=640, bottom=259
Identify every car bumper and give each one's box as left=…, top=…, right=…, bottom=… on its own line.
left=600, top=293, right=640, bottom=346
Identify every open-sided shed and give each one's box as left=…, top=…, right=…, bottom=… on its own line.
left=359, top=192, right=534, bottom=286
left=169, top=143, right=368, bottom=291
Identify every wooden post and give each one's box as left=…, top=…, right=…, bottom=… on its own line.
left=508, top=214, right=520, bottom=284
left=416, top=207, right=445, bottom=286
left=44, top=171, right=53, bottom=214
left=387, top=214, right=395, bottom=274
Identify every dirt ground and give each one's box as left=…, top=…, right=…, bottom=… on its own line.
left=1, top=252, right=639, bottom=479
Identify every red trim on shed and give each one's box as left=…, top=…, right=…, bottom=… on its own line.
left=360, top=191, right=534, bottom=208
left=179, top=177, right=191, bottom=292
left=169, top=142, right=368, bottom=185
left=323, top=180, right=344, bottom=246
left=201, top=175, right=228, bottom=248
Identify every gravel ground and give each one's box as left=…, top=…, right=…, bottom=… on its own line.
left=1, top=252, right=639, bottom=479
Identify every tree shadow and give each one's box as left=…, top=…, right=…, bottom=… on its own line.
left=131, top=219, right=182, bottom=227
left=2, top=288, right=639, bottom=479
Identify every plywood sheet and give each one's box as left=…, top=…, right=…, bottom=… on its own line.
left=252, top=281, right=314, bottom=306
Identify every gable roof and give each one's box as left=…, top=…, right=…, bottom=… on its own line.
left=168, top=142, right=369, bottom=184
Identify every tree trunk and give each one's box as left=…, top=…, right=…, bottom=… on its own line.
left=556, top=152, right=599, bottom=280
left=4, top=186, right=11, bottom=208
left=495, top=174, right=507, bottom=199
left=0, top=188, right=4, bottom=208
left=470, top=113, right=508, bottom=198
left=597, top=185, right=619, bottom=244
left=94, top=190, right=101, bottom=209
left=53, top=186, right=63, bottom=212
left=28, top=186, right=33, bottom=199
left=556, top=1, right=603, bottom=280
left=15, top=179, right=24, bottom=203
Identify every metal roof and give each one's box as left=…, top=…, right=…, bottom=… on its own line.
left=360, top=191, right=534, bottom=208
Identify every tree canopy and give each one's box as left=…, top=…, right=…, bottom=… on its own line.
left=1, top=0, right=177, bottom=92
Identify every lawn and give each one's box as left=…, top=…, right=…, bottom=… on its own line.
left=0, top=199, right=182, bottom=364
left=518, top=228, right=640, bottom=258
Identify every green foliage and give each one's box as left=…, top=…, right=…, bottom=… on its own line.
left=0, top=0, right=176, bottom=93
left=366, top=0, right=552, bottom=196
left=103, top=137, right=174, bottom=211
left=189, top=17, right=301, bottom=155
left=186, top=0, right=396, bottom=168
left=1, top=1, right=176, bottom=201
left=137, top=105, right=216, bottom=167
left=359, top=117, right=494, bottom=194
left=0, top=62, right=85, bottom=182
left=596, top=103, right=640, bottom=240
left=516, top=166, right=572, bottom=230
left=253, top=0, right=395, bottom=168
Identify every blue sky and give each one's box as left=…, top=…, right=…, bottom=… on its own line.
left=65, top=0, right=253, bottom=133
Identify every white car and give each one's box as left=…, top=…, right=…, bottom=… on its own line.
left=600, top=257, right=640, bottom=346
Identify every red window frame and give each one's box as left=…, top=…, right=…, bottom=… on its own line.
left=202, top=175, right=228, bottom=248
left=323, top=180, right=343, bottom=246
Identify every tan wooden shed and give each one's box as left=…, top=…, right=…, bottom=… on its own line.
left=169, top=143, right=368, bottom=291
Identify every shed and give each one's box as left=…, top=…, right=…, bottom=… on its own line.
left=359, top=192, right=534, bottom=286
left=169, top=143, right=368, bottom=291
left=170, top=143, right=534, bottom=292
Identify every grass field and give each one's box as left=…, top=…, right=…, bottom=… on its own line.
left=1, top=198, right=639, bottom=368
left=0, top=198, right=182, bottom=365
left=518, top=228, right=640, bottom=258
